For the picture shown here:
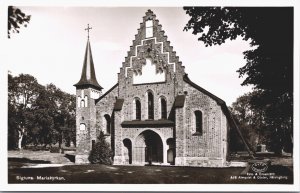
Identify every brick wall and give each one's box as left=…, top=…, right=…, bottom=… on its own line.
left=77, top=10, right=230, bottom=167
left=96, top=85, right=119, bottom=147
left=75, top=88, right=99, bottom=163
left=175, top=82, right=229, bottom=167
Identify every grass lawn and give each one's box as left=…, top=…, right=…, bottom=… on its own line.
left=8, top=150, right=293, bottom=184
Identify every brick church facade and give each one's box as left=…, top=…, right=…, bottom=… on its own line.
left=74, top=10, right=237, bottom=167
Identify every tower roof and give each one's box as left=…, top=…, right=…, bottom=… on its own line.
left=74, top=39, right=103, bottom=90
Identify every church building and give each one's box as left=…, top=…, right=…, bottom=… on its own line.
left=74, top=10, right=237, bottom=167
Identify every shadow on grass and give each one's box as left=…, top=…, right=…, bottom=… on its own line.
left=64, top=154, right=75, bottom=163
left=8, top=157, right=51, bottom=164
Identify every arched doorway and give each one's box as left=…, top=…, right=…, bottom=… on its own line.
left=123, top=138, right=132, bottom=164
left=134, top=130, right=163, bottom=165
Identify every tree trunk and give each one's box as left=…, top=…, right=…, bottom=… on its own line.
left=17, top=127, right=25, bottom=149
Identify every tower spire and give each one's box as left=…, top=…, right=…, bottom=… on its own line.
left=74, top=25, right=102, bottom=90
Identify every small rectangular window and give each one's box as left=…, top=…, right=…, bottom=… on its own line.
left=146, top=20, right=153, bottom=38
left=146, top=20, right=153, bottom=27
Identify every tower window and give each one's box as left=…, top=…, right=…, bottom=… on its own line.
left=80, top=123, right=86, bottom=131
left=136, top=99, right=141, bottom=120
left=84, top=95, right=88, bottom=107
left=145, top=19, right=153, bottom=38
left=161, top=98, right=167, bottom=119
left=148, top=92, right=154, bottom=119
left=195, top=110, right=203, bottom=135
left=104, top=114, right=111, bottom=135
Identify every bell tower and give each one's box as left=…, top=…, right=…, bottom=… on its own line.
left=74, top=24, right=103, bottom=164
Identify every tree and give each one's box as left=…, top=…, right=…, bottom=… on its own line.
left=8, top=73, right=42, bottom=149
left=8, top=6, right=31, bottom=38
left=183, top=7, right=293, bottom=154
left=8, top=73, right=76, bottom=149
left=44, top=84, right=76, bottom=148
left=229, top=91, right=267, bottom=152
left=59, top=93, right=76, bottom=147
left=31, top=87, right=55, bottom=147
left=88, top=131, right=113, bottom=165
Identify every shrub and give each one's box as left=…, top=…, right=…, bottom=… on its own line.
left=50, top=147, right=61, bottom=153
left=88, top=131, right=113, bottom=165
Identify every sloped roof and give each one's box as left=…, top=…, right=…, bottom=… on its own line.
left=74, top=39, right=103, bottom=90
left=95, top=83, right=118, bottom=103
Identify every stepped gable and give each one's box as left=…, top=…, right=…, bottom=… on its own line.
left=118, top=9, right=186, bottom=79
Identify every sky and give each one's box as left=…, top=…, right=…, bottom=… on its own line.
left=6, top=6, right=253, bottom=105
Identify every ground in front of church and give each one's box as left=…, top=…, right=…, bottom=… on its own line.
left=8, top=150, right=293, bottom=184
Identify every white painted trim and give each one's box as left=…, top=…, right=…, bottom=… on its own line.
left=125, top=37, right=176, bottom=77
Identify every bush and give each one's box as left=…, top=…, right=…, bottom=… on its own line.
left=88, top=131, right=113, bottom=165
left=50, top=147, right=63, bottom=153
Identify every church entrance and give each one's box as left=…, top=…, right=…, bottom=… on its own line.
left=134, top=130, right=163, bottom=165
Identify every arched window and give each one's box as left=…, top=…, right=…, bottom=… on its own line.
left=81, top=100, right=85, bottom=107
left=195, top=110, right=203, bottom=135
left=136, top=99, right=141, bottom=120
left=161, top=98, right=167, bottom=119
left=104, top=114, right=111, bottom=135
left=148, top=92, right=154, bottom=119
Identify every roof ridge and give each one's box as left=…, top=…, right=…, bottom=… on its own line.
left=183, top=74, right=225, bottom=105
left=95, top=83, right=118, bottom=103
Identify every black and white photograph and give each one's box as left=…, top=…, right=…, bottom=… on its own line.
left=1, top=0, right=299, bottom=192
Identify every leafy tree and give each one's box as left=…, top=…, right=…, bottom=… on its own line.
left=183, top=7, right=293, bottom=154
left=8, top=74, right=76, bottom=149
left=8, top=101, right=19, bottom=149
left=29, top=83, right=76, bottom=148
left=89, top=131, right=113, bottom=165
left=8, top=6, right=31, bottom=38
left=59, top=93, right=76, bottom=147
left=45, top=84, right=76, bottom=148
left=31, top=88, right=56, bottom=147
left=229, top=91, right=267, bottom=152
left=8, top=73, right=76, bottom=149
left=8, top=73, right=42, bottom=149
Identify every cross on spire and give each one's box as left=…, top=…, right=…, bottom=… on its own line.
left=85, top=24, right=92, bottom=39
